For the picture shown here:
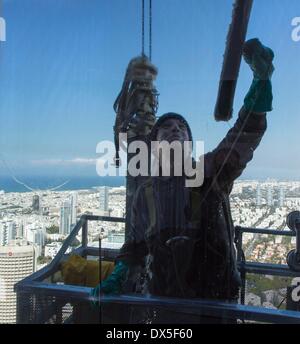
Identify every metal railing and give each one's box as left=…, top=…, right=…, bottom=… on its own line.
left=235, top=225, right=300, bottom=307
left=14, top=215, right=300, bottom=324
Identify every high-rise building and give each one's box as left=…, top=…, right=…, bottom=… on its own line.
left=17, top=221, right=24, bottom=239
left=8, top=222, right=17, bottom=243
left=0, top=221, right=17, bottom=246
left=0, top=241, right=36, bottom=324
left=26, top=227, right=46, bottom=257
left=279, top=186, right=285, bottom=207
left=256, top=185, right=262, bottom=206
left=70, top=192, right=78, bottom=225
left=100, top=187, right=109, bottom=211
left=32, top=195, right=40, bottom=212
left=99, top=186, right=109, bottom=213
left=59, top=194, right=78, bottom=237
left=59, top=200, right=71, bottom=236
left=267, top=187, right=273, bottom=207
left=0, top=223, right=5, bottom=246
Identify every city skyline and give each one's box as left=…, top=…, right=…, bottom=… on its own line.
left=0, top=180, right=299, bottom=322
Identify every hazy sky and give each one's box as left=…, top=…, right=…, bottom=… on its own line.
left=0, top=0, right=300, bottom=181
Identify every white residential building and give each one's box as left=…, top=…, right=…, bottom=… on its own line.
left=60, top=200, right=71, bottom=236
left=0, top=221, right=17, bottom=246
left=0, top=241, right=36, bottom=324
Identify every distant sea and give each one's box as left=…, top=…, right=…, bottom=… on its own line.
left=0, top=176, right=126, bottom=193
left=1, top=175, right=297, bottom=193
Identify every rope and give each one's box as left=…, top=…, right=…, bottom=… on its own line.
left=149, top=0, right=152, bottom=60
left=277, top=296, right=287, bottom=309
left=0, top=154, right=70, bottom=192
left=142, top=0, right=145, bottom=56
left=141, top=0, right=152, bottom=59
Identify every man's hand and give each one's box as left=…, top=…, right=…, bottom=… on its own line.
left=89, top=261, right=129, bottom=307
left=243, top=38, right=274, bottom=80
left=90, top=283, right=103, bottom=307
left=90, top=280, right=122, bottom=307
left=243, top=39, right=274, bottom=113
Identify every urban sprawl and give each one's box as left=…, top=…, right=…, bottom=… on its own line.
left=1, top=179, right=300, bottom=322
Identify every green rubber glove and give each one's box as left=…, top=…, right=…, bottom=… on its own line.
left=244, top=78, right=273, bottom=113
left=243, top=38, right=274, bottom=113
left=90, top=261, right=129, bottom=305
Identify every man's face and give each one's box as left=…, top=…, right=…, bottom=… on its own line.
left=156, top=118, right=190, bottom=144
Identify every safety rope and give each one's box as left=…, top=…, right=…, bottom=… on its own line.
left=0, top=154, right=70, bottom=192
left=142, top=0, right=145, bottom=56
left=141, top=0, right=152, bottom=60
left=149, top=0, right=152, bottom=60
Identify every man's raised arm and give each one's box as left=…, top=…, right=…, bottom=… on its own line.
left=208, top=39, right=274, bottom=188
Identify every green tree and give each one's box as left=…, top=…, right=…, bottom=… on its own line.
left=46, top=225, right=59, bottom=234
left=37, top=256, right=52, bottom=265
